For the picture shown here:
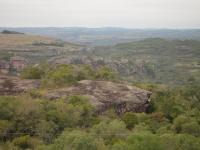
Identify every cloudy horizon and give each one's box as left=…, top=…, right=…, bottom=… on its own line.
left=1, top=0, right=200, bottom=28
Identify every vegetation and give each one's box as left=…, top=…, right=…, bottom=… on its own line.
left=0, top=80, right=199, bottom=149
left=32, top=42, right=64, bottom=47
left=21, top=64, right=117, bottom=87
left=1, top=30, right=24, bottom=34
left=0, top=33, right=200, bottom=149
left=21, top=66, right=45, bottom=79
left=92, top=38, right=200, bottom=85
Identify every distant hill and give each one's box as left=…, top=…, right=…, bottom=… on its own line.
left=1, top=30, right=24, bottom=34
left=0, top=27, right=200, bottom=45
left=0, top=33, right=85, bottom=63
left=90, top=38, right=200, bottom=84
left=0, top=31, right=199, bottom=85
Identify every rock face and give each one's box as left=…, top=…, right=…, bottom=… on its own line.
left=0, top=75, right=152, bottom=114
left=45, top=80, right=152, bottom=114
left=0, top=75, right=40, bottom=95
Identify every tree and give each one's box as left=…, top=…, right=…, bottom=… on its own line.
left=21, top=66, right=44, bottom=79
left=95, top=66, right=117, bottom=80
left=127, top=132, right=164, bottom=150
left=43, top=64, right=76, bottom=87
left=92, top=119, right=127, bottom=144
left=12, top=135, right=42, bottom=150
left=122, top=112, right=138, bottom=129
left=47, top=130, right=106, bottom=150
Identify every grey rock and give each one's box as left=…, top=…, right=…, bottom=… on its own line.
left=45, top=80, right=152, bottom=114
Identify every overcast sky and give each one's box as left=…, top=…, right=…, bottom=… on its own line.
left=0, top=0, right=200, bottom=28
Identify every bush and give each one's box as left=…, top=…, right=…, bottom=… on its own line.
left=127, top=132, right=164, bottom=150
left=42, top=65, right=76, bottom=87
left=172, top=115, right=190, bottom=133
left=160, top=134, right=200, bottom=150
left=21, top=66, right=44, bottom=79
left=12, top=135, right=42, bottom=149
left=122, top=112, right=138, bottom=129
left=91, top=119, right=127, bottom=145
left=68, top=95, right=89, bottom=105
left=47, top=130, right=106, bottom=150
left=95, top=66, right=117, bottom=80
left=182, top=121, right=200, bottom=137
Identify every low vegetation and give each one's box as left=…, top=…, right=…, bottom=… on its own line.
left=0, top=34, right=200, bottom=149
left=21, top=64, right=117, bottom=87
left=0, top=63, right=200, bottom=149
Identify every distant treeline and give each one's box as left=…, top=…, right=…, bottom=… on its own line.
left=1, top=30, right=24, bottom=34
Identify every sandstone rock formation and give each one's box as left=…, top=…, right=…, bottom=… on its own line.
left=0, top=74, right=152, bottom=114
left=45, top=80, right=152, bottom=114
left=0, top=75, right=40, bottom=95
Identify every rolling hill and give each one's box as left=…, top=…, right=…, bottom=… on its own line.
left=0, top=32, right=85, bottom=63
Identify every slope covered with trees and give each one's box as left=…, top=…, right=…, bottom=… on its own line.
left=0, top=64, right=200, bottom=150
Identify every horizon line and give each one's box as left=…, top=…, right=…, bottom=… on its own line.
left=0, top=26, right=200, bottom=30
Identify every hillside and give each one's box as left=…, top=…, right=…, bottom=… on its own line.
left=0, top=33, right=85, bottom=63
left=0, top=63, right=200, bottom=150
left=1, top=34, right=199, bottom=85
left=1, top=27, right=200, bottom=45
left=0, top=33, right=200, bottom=149
left=90, top=38, right=200, bottom=84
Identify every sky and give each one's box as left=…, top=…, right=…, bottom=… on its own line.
left=0, top=0, right=200, bottom=28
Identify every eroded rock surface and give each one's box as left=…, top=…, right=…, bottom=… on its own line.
left=0, top=75, right=40, bottom=95
left=45, top=80, right=152, bottom=114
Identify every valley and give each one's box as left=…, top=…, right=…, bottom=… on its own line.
left=0, top=30, right=199, bottom=150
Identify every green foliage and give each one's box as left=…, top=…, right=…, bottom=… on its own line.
left=152, top=90, right=187, bottom=120
left=92, top=38, right=200, bottom=85
left=182, top=121, right=200, bottom=137
left=68, top=95, right=89, bottom=105
left=12, top=135, right=42, bottom=149
left=75, top=65, right=96, bottom=81
left=47, top=130, right=106, bottom=150
left=0, top=78, right=200, bottom=150
left=172, top=115, right=200, bottom=137
left=91, top=119, right=127, bottom=145
left=38, top=64, right=117, bottom=87
left=127, top=132, right=164, bottom=150
left=42, top=64, right=76, bottom=87
left=122, top=112, right=138, bottom=129
left=21, top=65, right=44, bottom=79
left=160, top=134, right=200, bottom=150
left=95, top=66, right=117, bottom=80
left=0, top=96, right=17, bottom=120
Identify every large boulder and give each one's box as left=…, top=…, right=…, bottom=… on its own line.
left=45, top=80, right=152, bottom=114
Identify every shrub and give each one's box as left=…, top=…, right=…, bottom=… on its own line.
left=122, top=112, right=138, bottom=129
left=127, top=132, right=164, bottom=150
left=95, top=66, right=117, bottom=80
left=12, top=135, right=42, bottom=149
left=182, top=121, right=200, bottom=137
left=47, top=130, right=106, bottom=150
left=91, top=119, right=127, bottom=145
left=21, top=66, right=44, bottom=79
left=42, top=65, right=76, bottom=87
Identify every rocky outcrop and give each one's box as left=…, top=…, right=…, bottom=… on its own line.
left=50, top=55, right=155, bottom=78
left=0, top=74, right=152, bottom=114
left=0, top=75, right=40, bottom=95
left=45, top=80, right=152, bottom=114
